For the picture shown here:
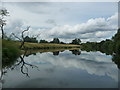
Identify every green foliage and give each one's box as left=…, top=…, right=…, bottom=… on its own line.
left=50, top=38, right=60, bottom=44
left=98, top=39, right=114, bottom=55
left=24, top=36, right=38, bottom=43
left=81, top=28, right=120, bottom=68
left=71, top=38, right=81, bottom=45
left=49, top=38, right=66, bottom=44
left=39, top=39, right=48, bottom=43
left=81, top=42, right=98, bottom=52
left=112, top=28, right=120, bottom=53
left=2, top=40, right=21, bottom=68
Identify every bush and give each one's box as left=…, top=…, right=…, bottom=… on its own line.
left=2, top=40, right=21, bottom=68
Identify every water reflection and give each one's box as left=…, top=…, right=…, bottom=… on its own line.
left=81, top=46, right=120, bottom=69
left=70, top=49, right=81, bottom=55
left=53, top=51, right=59, bottom=56
left=1, top=49, right=81, bottom=78
left=15, top=56, right=39, bottom=77
left=52, top=49, right=81, bottom=56
left=26, top=51, right=118, bottom=81
left=112, top=53, right=120, bottom=69
left=1, top=50, right=39, bottom=82
left=2, top=48, right=119, bottom=88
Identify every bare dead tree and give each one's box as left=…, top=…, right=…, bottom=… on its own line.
left=20, top=26, right=30, bottom=49
left=12, top=26, right=30, bottom=49
left=11, top=33, right=22, bottom=41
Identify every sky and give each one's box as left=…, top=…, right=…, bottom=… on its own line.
left=0, top=2, right=118, bottom=43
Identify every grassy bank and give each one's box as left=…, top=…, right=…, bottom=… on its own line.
left=2, top=40, right=21, bottom=68
left=16, top=41, right=80, bottom=50
left=2, top=40, right=80, bottom=68
left=2, top=40, right=80, bottom=66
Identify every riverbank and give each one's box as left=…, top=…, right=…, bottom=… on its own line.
left=16, top=41, right=80, bottom=50
left=2, top=40, right=21, bottom=68
left=2, top=40, right=80, bottom=67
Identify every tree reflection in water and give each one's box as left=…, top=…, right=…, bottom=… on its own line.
left=11, top=50, right=39, bottom=77
left=1, top=50, right=39, bottom=80
left=1, top=48, right=81, bottom=80
left=52, top=49, right=81, bottom=56
left=53, top=51, right=60, bottom=56
left=81, top=48, right=120, bottom=69
left=112, top=52, right=120, bottom=69
left=1, top=48, right=119, bottom=87
left=70, top=49, right=81, bottom=55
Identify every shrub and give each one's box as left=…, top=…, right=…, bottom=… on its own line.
left=2, top=40, right=21, bottom=68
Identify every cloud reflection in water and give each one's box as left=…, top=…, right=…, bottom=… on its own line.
left=25, top=51, right=118, bottom=82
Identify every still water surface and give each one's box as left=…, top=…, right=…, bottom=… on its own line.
left=2, top=49, right=118, bottom=88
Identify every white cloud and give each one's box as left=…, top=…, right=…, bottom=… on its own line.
left=2, top=2, right=118, bottom=43
left=4, top=12, right=118, bottom=43
left=107, top=13, right=118, bottom=25
left=36, top=13, right=118, bottom=42
left=95, top=31, right=116, bottom=38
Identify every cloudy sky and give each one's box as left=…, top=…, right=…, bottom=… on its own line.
left=1, top=2, right=118, bottom=43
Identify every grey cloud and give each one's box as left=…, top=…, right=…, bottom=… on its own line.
left=5, top=2, right=51, bottom=14
left=5, top=19, right=24, bottom=34
left=3, top=2, right=118, bottom=43
left=49, top=33, right=95, bottom=40
left=59, top=7, right=70, bottom=13
left=16, top=12, right=117, bottom=42
left=41, top=13, right=118, bottom=42
left=46, top=19, right=57, bottom=26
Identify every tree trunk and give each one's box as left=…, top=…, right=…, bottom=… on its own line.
left=19, top=41, right=25, bottom=49
left=1, top=24, right=4, bottom=39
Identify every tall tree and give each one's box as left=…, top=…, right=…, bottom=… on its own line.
left=50, top=38, right=60, bottom=44
left=112, top=28, right=120, bottom=53
left=71, top=38, right=81, bottom=45
left=0, top=9, right=9, bottom=39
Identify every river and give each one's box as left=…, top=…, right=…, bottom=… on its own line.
left=2, top=49, right=118, bottom=88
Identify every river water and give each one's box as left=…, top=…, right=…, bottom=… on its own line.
left=2, top=49, right=118, bottom=88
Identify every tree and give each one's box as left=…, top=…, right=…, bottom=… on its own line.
left=112, top=28, right=120, bottom=53
left=71, top=38, right=81, bottom=45
left=24, top=36, right=38, bottom=43
left=12, top=26, right=30, bottom=49
left=0, top=9, right=9, bottom=39
left=60, top=41, right=65, bottom=44
left=50, top=38, right=60, bottom=44
left=39, top=39, right=48, bottom=43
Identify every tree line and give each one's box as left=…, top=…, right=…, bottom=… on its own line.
left=24, top=37, right=81, bottom=45
left=81, top=28, right=120, bottom=68
left=81, top=28, right=120, bottom=55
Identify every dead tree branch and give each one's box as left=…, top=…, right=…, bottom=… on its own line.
left=11, top=33, right=22, bottom=41
left=11, top=26, right=30, bottom=49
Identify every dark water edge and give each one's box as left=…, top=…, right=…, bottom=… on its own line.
left=3, top=88, right=119, bottom=89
